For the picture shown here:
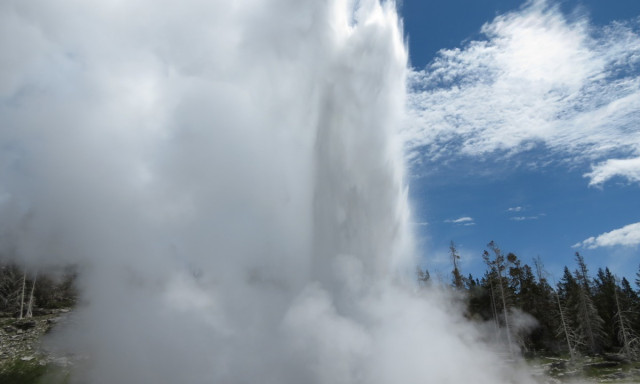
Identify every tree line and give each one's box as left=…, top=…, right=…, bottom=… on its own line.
left=418, top=241, right=640, bottom=360
left=0, top=262, right=77, bottom=318
left=2, top=243, right=638, bottom=361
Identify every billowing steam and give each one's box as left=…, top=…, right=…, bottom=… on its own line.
left=1, top=1, right=536, bottom=383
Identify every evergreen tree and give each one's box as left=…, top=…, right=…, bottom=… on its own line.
left=613, top=277, right=639, bottom=359
left=465, top=273, right=478, bottom=289
left=450, top=241, right=465, bottom=289
left=506, top=252, right=523, bottom=295
left=413, top=245, right=640, bottom=359
left=483, top=241, right=515, bottom=354
left=619, top=277, right=639, bottom=333
left=594, top=267, right=618, bottom=350
left=416, top=266, right=430, bottom=288
left=0, top=263, right=23, bottom=314
left=572, top=253, right=604, bottom=355
left=465, top=273, right=494, bottom=322
left=616, top=277, right=640, bottom=359
left=480, top=268, right=503, bottom=339
left=0, top=262, right=77, bottom=314
left=513, top=263, right=538, bottom=352
left=557, top=266, right=580, bottom=359
left=620, top=277, right=639, bottom=305
left=515, top=261, right=558, bottom=353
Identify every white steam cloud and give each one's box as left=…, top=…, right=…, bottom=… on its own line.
left=1, top=1, right=537, bottom=383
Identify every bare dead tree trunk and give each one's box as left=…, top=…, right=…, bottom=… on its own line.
left=483, top=243, right=514, bottom=357
left=496, top=266, right=514, bottom=356
left=574, top=252, right=602, bottom=354
left=613, top=279, right=637, bottom=359
left=450, top=241, right=464, bottom=289
left=488, top=278, right=501, bottom=339
left=556, top=291, right=576, bottom=361
left=26, top=271, right=37, bottom=318
left=19, top=271, right=26, bottom=319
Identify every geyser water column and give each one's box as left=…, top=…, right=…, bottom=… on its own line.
left=0, top=0, right=537, bottom=383
left=311, top=2, right=412, bottom=296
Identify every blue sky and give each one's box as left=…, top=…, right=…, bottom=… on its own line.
left=401, top=0, right=640, bottom=283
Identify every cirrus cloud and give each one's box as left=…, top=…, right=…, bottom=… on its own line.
left=445, top=216, right=475, bottom=226
left=405, top=0, right=640, bottom=186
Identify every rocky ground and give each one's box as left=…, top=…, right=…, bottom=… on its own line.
left=2, top=313, right=639, bottom=384
left=529, top=356, right=640, bottom=383
left=0, top=310, right=73, bottom=382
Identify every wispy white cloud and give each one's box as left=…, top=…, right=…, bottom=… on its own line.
left=405, top=0, right=640, bottom=186
left=445, top=216, right=475, bottom=225
left=509, top=216, right=539, bottom=221
left=573, top=222, right=640, bottom=249
left=507, top=206, right=523, bottom=212
left=585, top=156, right=640, bottom=186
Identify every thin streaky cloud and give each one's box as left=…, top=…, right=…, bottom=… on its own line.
left=573, top=222, right=640, bottom=249
left=445, top=216, right=474, bottom=224
left=509, top=216, right=539, bottom=221
left=507, top=206, right=523, bottom=212
left=405, top=0, right=640, bottom=186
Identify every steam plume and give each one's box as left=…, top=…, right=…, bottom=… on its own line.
left=1, top=1, right=536, bottom=383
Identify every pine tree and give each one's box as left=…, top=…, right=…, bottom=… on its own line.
left=450, top=241, right=465, bottom=289
left=620, top=277, right=639, bottom=304
left=615, top=277, right=640, bottom=359
left=466, top=273, right=494, bottom=322
left=506, top=252, right=523, bottom=295
left=481, top=268, right=503, bottom=340
left=465, top=273, right=478, bottom=289
left=19, top=271, right=26, bottom=319
left=557, top=266, right=580, bottom=360
left=573, top=252, right=604, bottom=355
left=529, top=257, right=561, bottom=353
left=594, top=267, right=618, bottom=350
left=619, top=277, right=639, bottom=335
left=25, top=271, right=37, bottom=318
left=416, top=266, right=430, bottom=288
left=514, top=262, right=558, bottom=353
left=483, top=241, right=515, bottom=354
left=0, top=263, right=24, bottom=314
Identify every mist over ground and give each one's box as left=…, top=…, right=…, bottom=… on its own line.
left=1, top=1, right=539, bottom=383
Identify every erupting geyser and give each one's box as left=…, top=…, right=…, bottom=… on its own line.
left=1, top=1, right=537, bottom=383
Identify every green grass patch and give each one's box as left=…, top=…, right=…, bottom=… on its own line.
left=0, top=359, right=71, bottom=384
